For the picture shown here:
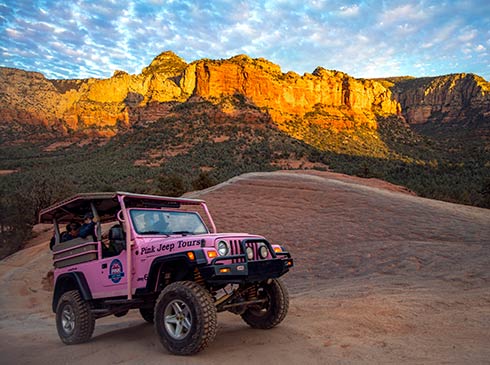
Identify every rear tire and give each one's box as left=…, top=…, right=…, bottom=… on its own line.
left=56, top=290, right=95, bottom=344
left=241, top=278, right=289, bottom=329
left=154, top=281, right=217, bottom=355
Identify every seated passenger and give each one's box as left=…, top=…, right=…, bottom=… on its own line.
left=60, top=222, right=81, bottom=242
left=50, top=222, right=80, bottom=249
left=101, top=224, right=125, bottom=258
left=79, top=212, right=99, bottom=240
left=154, top=215, right=169, bottom=233
left=102, top=239, right=118, bottom=257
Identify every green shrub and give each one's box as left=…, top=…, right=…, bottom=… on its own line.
left=157, top=174, right=186, bottom=197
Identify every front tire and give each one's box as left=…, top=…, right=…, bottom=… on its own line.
left=241, top=278, right=289, bottom=329
left=154, top=281, right=217, bottom=355
left=56, top=290, right=95, bottom=344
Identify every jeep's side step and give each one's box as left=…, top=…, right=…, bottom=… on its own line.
left=91, top=298, right=146, bottom=319
left=103, top=298, right=145, bottom=306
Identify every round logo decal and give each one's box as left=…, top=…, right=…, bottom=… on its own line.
left=109, top=259, right=125, bottom=283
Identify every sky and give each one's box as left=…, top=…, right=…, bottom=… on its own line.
left=0, top=0, right=489, bottom=81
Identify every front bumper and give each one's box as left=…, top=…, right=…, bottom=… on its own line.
left=199, top=257, right=293, bottom=284
left=199, top=238, right=294, bottom=284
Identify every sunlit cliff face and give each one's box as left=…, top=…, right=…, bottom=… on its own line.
left=191, top=57, right=400, bottom=126
left=0, top=52, right=401, bottom=138
left=1, top=52, right=488, bottom=140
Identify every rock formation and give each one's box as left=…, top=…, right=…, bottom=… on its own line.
left=1, top=51, right=488, bottom=138
left=0, top=51, right=401, bottom=136
left=191, top=56, right=400, bottom=128
left=383, top=74, right=490, bottom=125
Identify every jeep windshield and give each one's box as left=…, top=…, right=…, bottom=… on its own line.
left=130, top=209, right=209, bottom=235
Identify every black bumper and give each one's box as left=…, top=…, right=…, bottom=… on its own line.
left=199, top=254, right=294, bottom=285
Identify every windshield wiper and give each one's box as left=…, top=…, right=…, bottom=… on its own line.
left=140, top=231, right=170, bottom=236
left=171, top=231, right=193, bottom=236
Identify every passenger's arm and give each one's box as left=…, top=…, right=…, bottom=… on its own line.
left=79, top=222, right=95, bottom=238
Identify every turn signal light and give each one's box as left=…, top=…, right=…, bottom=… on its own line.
left=187, top=252, right=195, bottom=261
left=207, top=250, right=218, bottom=259
left=274, top=247, right=282, bottom=253
left=219, top=267, right=231, bottom=273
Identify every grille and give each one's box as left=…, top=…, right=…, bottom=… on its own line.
left=227, top=239, right=265, bottom=262
left=229, top=240, right=244, bottom=263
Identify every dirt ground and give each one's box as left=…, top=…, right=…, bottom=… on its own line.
left=1, top=170, right=489, bottom=364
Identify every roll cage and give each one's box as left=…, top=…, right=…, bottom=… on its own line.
left=39, top=192, right=218, bottom=299
left=39, top=192, right=216, bottom=230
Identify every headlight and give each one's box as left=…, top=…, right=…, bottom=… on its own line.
left=217, top=240, right=229, bottom=256
left=246, top=247, right=254, bottom=260
left=259, top=244, right=268, bottom=259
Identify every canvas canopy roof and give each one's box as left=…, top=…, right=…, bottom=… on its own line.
left=38, top=192, right=205, bottom=224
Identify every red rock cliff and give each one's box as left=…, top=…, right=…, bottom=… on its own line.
left=2, top=51, right=487, bottom=137
left=191, top=55, right=400, bottom=129
left=385, top=74, right=490, bottom=124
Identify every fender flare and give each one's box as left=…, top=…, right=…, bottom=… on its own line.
left=52, top=272, right=92, bottom=313
left=145, top=251, right=207, bottom=292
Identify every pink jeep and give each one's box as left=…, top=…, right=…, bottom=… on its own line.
left=39, top=192, right=293, bottom=355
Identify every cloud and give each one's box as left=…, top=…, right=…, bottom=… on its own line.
left=0, top=0, right=489, bottom=81
left=338, top=5, right=360, bottom=17
left=378, top=3, right=429, bottom=26
left=458, top=28, right=478, bottom=42
left=475, top=44, right=485, bottom=52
